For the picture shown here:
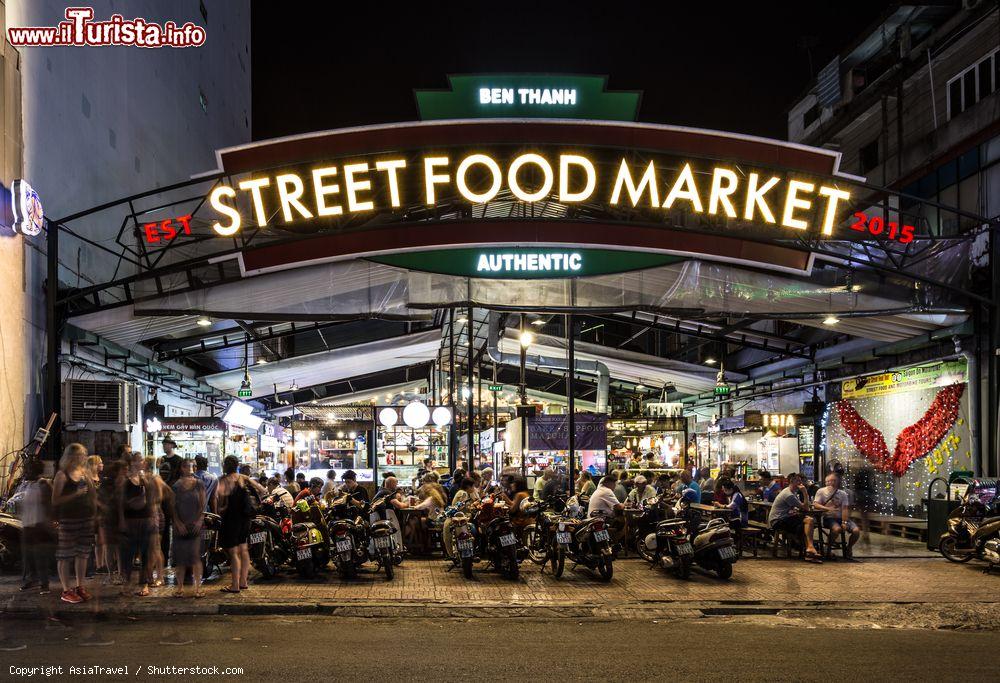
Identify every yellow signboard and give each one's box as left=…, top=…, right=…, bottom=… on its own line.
left=841, top=360, right=967, bottom=399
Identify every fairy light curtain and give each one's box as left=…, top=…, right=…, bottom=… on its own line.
left=823, top=361, right=973, bottom=517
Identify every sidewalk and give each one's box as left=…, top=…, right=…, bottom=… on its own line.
left=2, top=544, right=996, bottom=619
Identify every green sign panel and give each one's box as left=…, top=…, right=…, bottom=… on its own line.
left=714, top=385, right=731, bottom=396
left=488, top=384, right=504, bottom=392
left=415, top=74, right=641, bottom=121
left=237, top=388, right=253, bottom=398
left=369, top=248, right=682, bottom=279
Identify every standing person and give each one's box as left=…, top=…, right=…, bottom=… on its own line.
left=51, top=443, right=97, bottom=604
left=19, top=459, right=53, bottom=594
left=97, top=460, right=126, bottom=583
left=84, top=455, right=106, bottom=575
left=118, top=452, right=153, bottom=596
left=170, top=459, right=206, bottom=597
left=145, top=457, right=174, bottom=588
left=214, top=455, right=254, bottom=594
left=157, top=438, right=183, bottom=568
left=193, top=456, right=218, bottom=512
left=114, top=443, right=133, bottom=463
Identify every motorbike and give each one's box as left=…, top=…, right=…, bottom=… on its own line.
left=200, top=511, right=229, bottom=579
left=290, top=496, right=330, bottom=579
left=324, top=493, right=371, bottom=580
left=368, top=492, right=404, bottom=580
left=0, top=508, right=22, bottom=571
left=641, top=516, right=694, bottom=579
left=473, top=495, right=520, bottom=580
left=248, top=494, right=294, bottom=579
left=443, top=503, right=477, bottom=579
left=523, top=495, right=566, bottom=567
left=676, top=497, right=738, bottom=580
left=939, top=492, right=1000, bottom=571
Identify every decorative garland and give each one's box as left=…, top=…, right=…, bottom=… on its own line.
left=836, top=383, right=965, bottom=477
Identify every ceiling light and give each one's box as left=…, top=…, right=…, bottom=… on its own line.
left=850, top=285, right=862, bottom=292
left=636, top=384, right=645, bottom=391
left=257, top=358, right=268, bottom=365
left=531, top=319, right=545, bottom=326
left=403, top=401, right=431, bottom=429
left=823, top=316, right=840, bottom=325
left=519, top=331, right=534, bottom=348
left=456, top=317, right=468, bottom=324
left=704, top=358, right=717, bottom=365
left=378, top=407, right=398, bottom=427
left=196, top=316, right=212, bottom=327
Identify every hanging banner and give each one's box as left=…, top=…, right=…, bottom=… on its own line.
left=840, top=360, right=968, bottom=399
left=527, top=414, right=607, bottom=451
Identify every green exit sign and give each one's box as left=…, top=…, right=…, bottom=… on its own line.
left=488, top=384, right=504, bottom=392
left=714, top=385, right=731, bottom=396
left=237, top=388, right=253, bottom=398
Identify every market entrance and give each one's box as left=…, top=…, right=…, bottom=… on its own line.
left=44, top=110, right=994, bottom=526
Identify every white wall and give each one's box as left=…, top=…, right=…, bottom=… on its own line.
left=4, top=0, right=251, bottom=441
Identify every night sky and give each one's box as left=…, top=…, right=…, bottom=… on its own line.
left=252, top=1, right=892, bottom=142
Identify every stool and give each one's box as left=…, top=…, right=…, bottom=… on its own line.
left=736, top=526, right=764, bottom=558
left=817, top=522, right=849, bottom=559
left=771, top=528, right=805, bottom=559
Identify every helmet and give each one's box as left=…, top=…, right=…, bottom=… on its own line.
left=295, top=499, right=310, bottom=513
left=680, top=488, right=699, bottom=504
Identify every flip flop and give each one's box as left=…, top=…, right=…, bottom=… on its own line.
left=219, top=587, right=240, bottom=594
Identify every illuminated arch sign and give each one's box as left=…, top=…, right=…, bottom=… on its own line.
left=205, top=119, right=861, bottom=278
left=208, top=149, right=851, bottom=239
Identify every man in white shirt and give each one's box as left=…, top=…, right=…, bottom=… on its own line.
left=587, top=476, right=625, bottom=517
left=813, top=474, right=860, bottom=559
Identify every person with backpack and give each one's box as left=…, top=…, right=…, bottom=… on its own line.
left=212, top=456, right=263, bottom=594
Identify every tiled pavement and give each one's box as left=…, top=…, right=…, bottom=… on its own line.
left=1, top=537, right=997, bottom=616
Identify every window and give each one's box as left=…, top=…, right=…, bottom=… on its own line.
left=859, top=138, right=879, bottom=174
left=946, top=49, right=997, bottom=119
left=803, top=103, right=820, bottom=129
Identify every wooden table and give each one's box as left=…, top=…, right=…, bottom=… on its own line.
left=691, top=503, right=733, bottom=519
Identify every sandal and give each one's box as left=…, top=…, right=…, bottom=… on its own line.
left=219, top=587, right=240, bottom=594
left=804, top=551, right=823, bottom=564
left=135, top=586, right=150, bottom=597
left=239, top=585, right=249, bottom=590
left=194, top=590, right=205, bottom=599
left=172, top=590, right=185, bottom=598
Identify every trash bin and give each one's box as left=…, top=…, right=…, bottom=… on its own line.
left=923, top=477, right=959, bottom=551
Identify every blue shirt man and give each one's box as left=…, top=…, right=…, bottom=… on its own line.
left=679, top=471, right=701, bottom=499
left=193, top=455, right=218, bottom=511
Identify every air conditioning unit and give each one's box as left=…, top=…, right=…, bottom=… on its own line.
left=62, top=380, right=138, bottom=430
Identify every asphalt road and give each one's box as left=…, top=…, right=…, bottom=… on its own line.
left=0, top=614, right=992, bottom=681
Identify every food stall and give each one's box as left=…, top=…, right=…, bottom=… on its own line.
left=376, top=403, right=453, bottom=486
left=152, top=417, right=227, bottom=474
left=606, top=416, right=688, bottom=472
left=504, top=413, right=607, bottom=484
left=258, top=422, right=288, bottom=476
left=290, top=406, right=376, bottom=488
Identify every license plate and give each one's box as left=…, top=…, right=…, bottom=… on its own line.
left=676, top=542, right=693, bottom=555
left=556, top=532, right=572, bottom=544
left=499, top=533, right=516, bottom=547
left=593, top=529, right=609, bottom=542
left=373, top=535, right=392, bottom=549
left=458, top=540, right=474, bottom=557
left=296, top=548, right=312, bottom=561
left=719, top=545, right=737, bottom=560
left=249, top=532, right=266, bottom=545
left=336, top=540, right=353, bottom=553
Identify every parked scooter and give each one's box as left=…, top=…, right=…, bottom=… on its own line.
left=641, top=517, right=694, bottom=579
left=248, top=494, right=294, bottom=579
left=200, top=511, right=229, bottom=578
left=676, top=491, right=738, bottom=579
left=368, top=492, right=403, bottom=580
left=939, top=491, right=1000, bottom=571
left=443, top=503, right=477, bottom=579
left=473, top=495, right=520, bottom=579
left=325, top=493, right=371, bottom=580
left=290, top=496, right=330, bottom=578
left=524, top=495, right=566, bottom=566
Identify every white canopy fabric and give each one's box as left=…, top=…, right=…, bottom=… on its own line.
left=200, top=330, right=440, bottom=394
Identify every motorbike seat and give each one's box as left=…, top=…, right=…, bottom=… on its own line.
left=370, top=520, right=393, bottom=532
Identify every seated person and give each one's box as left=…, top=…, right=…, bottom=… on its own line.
left=676, top=470, right=702, bottom=499
left=266, top=476, right=295, bottom=508
left=499, top=476, right=532, bottom=530
left=757, top=470, right=781, bottom=502
left=294, top=477, right=323, bottom=503
left=812, top=474, right=860, bottom=558
left=451, top=477, right=480, bottom=506
left=767, top=473, right=822, bottom=563
left=533, top=469, right=554, bottom=500
left=587, top=476, right=625, bottom=517
left=625, top=475, right=657, bottom=506
left=714, top=478, right=748, bottom=528
left=575, top=471, right=597, bottom=497
left=338, top=470, right=370, bottom=506
left=698, top=467, right=716, bottom=493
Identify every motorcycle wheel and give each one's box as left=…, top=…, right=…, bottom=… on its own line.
left=634, top=533, right=655, bottom=563
left=524, top=526, right=547, bottom=565
left=253, top=540, right=278, bottom=579
left=939, top=536, right=975, bottom=563
left=716, top=562, right=733, bottom=580
left=383, top=552, right=394, bottom=580
left=462, top=556, right=474, bottom=579
left=503, top=549, right=519, bottom=580
left=677, top=555, right=692, bottom=580
left=550, top=543, right=565, bottom=578
left=597, top=556, right=614, bottom=582
left=296, top=558, right=316, bottom=579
